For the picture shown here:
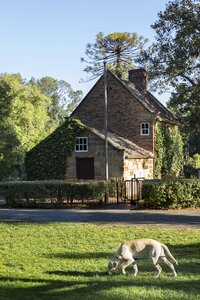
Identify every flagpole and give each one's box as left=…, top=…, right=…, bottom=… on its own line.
left=104, top=61, right=109, bottom=182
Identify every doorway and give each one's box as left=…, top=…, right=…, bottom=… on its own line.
left=76, top=158, right=94, bottom=180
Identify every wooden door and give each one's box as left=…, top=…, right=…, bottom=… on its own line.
left=76, top=158, right=94, bottom=180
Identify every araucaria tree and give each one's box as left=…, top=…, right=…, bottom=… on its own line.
left=81, top=32, right=148, bottom=80
left=140, top=0, right=200, bottom=155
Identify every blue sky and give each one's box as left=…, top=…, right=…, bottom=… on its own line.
left=0, top=0, right=171, bottom=104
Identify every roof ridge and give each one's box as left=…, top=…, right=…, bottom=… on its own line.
left=147, top=91, right=177, bottom=121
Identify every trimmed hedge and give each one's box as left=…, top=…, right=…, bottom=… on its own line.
left=142, top=179, right=200, bottom=209
left=0, top=180, right=109, bottom=207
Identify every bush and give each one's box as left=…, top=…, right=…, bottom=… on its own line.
left=0, top=180, right=109, bottom=207
left=142, top=179, right=200, bottom=209
left=184, top=153, right=200, bottom=178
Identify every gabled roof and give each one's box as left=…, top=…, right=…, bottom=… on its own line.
left=71, top=69, right=178, bottom=124
left=114, top=73, right=178, bottom=124
left=88, top=127, right=154, bottom=159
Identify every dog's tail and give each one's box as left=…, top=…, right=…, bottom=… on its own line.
left=161, top=243, right=178, bottom=265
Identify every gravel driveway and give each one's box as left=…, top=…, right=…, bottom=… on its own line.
left=0, top=207, right=199, bottom=228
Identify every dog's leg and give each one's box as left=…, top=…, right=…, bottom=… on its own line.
left=121, top=258, right=135, bottom=275
left=154, top=263, right=162, bottom=278
left=149, top=246, right=162, bottom=277
left=132, top=263, right=138, bottom=276
left=161, top=257, right=177, bottom=277
left=120, top=244, right=135, bottom=275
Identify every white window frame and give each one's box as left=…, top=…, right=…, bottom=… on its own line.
left=75, top=137, right=88, bottom=152
left=140, top=122, right=150, bottom=136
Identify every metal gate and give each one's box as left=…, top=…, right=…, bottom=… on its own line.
left=123, top=178, right=144, bottom=202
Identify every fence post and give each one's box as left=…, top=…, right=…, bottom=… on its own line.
left=116, top=178, right=119, bottom=204
left=131, top=178, right=134, bottom=201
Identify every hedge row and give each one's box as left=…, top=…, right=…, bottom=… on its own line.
left=0, top=180, right=109, bottom=207
left=142, top=179, right=200, bottom=209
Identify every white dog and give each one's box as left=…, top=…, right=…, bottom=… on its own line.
left=107, top=238, right=178, bottom=277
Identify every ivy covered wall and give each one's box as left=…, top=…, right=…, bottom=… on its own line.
left=155, top=122, right=183, bottom=178
left=25, top=118, right=85, bottom=180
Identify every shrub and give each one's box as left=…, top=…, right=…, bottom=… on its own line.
left=142, top=179, right=200, bottom=209
left=184, top=153, right=200, bottom=178
left=0, top=180, right=109, bottom=207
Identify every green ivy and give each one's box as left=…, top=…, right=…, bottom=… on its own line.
left=25, top=117, right=85, bottom=180
left=155, top=122, right=183, bottom=178
left=154, top=123, right=165, bottom=178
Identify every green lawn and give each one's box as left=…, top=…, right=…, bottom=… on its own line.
left=0, top=222, right=199, bottom=300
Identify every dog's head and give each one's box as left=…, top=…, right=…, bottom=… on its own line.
left=107, top=259, right=120, bottom=275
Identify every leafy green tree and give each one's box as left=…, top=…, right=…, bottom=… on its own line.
left=35, top=76, right=83, bottom=123
left=184, top=153, right=200, bottom=178
left=0, top=125, right=21, bottom=180
left=140, top=0, right=200, bottom=89
left=0, top=74, right=22, bottom=179
left=168, top=85, right=200, bottom=155
left=139, top=0, right=200, bottom=154
left=81, top=32, right=148, bottom=80
left=0, top=73, right=52, bottom=179
left=0, top=73, right=83, bottom=179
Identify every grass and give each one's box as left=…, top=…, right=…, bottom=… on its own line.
left=0, top=223, right=199, bottom=300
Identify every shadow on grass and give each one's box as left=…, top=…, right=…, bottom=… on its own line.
left=0, top=274, right=199, bottom=300
left=0, top=209, right=199, bottom=227
left=46, top=270, right=107, bottom=277
left=45, top=242, right=200, bottom=276
left=1, top=244, right=198, bottom=299
left=46, top=251, right=113, bottom=259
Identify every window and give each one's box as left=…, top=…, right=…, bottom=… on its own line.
left=75, top=137, right=88, bottom=152
left=140, top=122, right=150, bottom=136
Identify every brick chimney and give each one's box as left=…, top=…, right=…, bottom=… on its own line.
left=128, top=69, right=147, bottom=93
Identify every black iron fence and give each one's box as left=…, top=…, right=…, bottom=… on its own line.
left=0, top=178, right=145, bottom=207
left=108, top=177, right=145, bottom=204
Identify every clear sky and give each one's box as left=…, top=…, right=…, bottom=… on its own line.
left=0, top=0, right=171, bottom=104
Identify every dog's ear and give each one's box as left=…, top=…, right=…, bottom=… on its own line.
left=113, top=261, right=118, bottom=268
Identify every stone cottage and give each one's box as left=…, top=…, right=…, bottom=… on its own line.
left=25, top=69, right=178, bottom=181
left=68, top=69, right=177, bottom=180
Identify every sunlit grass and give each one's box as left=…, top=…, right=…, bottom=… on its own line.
left=0, top=223, right=199, bottom=299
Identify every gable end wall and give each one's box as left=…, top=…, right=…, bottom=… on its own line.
left=72, top=72, right=156, bottom=153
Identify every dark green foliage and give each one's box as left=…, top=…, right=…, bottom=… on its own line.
left=184, top=154, right=200, bottom=178
left=0, top=127, right=21, bottom=180
left=140, top=0, right=200, bottom=90
left=168, top=84, right=200, bottom=155
left=139, top=0, right=200, bottom=155
left=25, top=118, right=85, bottom=180
left=0, top=180, right=108, bottom=207
left=154, top=123, right=165, bottom=178
left=155, top=122, right=183, bottom=178
left=142, top=179, right=200, bottom=209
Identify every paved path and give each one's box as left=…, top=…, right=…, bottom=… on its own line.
left=0, top=207, right=199, bottom=228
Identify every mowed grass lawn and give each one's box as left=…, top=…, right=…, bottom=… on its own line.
left=0, top=223, right=199, bottom=300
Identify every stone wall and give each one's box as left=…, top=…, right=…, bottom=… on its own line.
left=66, top=130, right=154, bottom=180
left=66, top=130, right=124, bottom=180
left=123, top=157, right=154, bottom=180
